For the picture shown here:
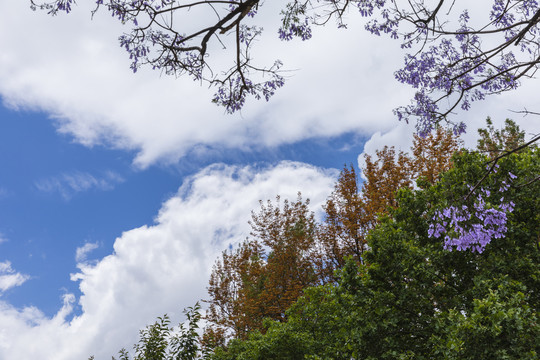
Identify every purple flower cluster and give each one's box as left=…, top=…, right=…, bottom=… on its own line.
left=95, top=0, right=178, bottom=26
left=489, top=0, right=540, bottom=43
left=119, top=28, right=205, bottom=79
left=119, top=34, right=149, bottom=73
left=278, top=18, right=313, bottom=41
left=429, top=173, right=516, bottom=253
left=361, top=1, right=399, bottom=40
left=357, top=0, right=387, bottom=17
left=54, top=0, right=73, bottom=14
left=278, top=1, right=312, bottom=42
left=357, top=1, right=539, bottom=134
left=239, top=25, right=263, bottom=46
left=30, top=0, right=74, bottom=15
left=393, top=7, right=523, bottom=133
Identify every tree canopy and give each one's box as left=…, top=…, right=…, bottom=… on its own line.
left=212, top=123, right=540, bottom=360
left=31, top=0, right=540, bottom=133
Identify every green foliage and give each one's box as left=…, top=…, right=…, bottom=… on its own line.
left=134, top=315, right=171, bottom=360
left=97, top=303, right=207, bottom=360
left=433, top=278, right=539, bottom=360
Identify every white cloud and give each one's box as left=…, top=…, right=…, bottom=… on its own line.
left=35, top=171, right=124, bottom=200
left=0, top=1, right=415, bottom=168
left=75, top=242, right=99, bottom=263
left=0, top=261, right=29, bottom=293
left=0, top=161, right=336, bottom=360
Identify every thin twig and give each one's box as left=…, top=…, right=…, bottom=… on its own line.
left=464, top=134, right=540, bottom=201
left=516, top=174, right=540, bottom=188
left=509, top=108, right=540, bottom=117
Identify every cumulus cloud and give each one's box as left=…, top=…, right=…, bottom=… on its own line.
left=0, top=161, right=336, bottom=360
left=0, top=261, right=29, bottom=293
left=35, top=171, right=124, bottom=200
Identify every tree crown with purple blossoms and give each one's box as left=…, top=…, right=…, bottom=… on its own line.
left=31, top=0, right=540, bottom=134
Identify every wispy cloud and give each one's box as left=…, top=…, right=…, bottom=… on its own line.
left=0, top=261, right=29, bottom=293
left=35, top=171, right=124, bottom=200
left=75, top=242, right=99, bottom=263
left=0, top=187, right=11, bottom=200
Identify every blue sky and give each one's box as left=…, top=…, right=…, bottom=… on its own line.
left=0, top=104, right=170, bottom=317
left=0, top=1, right=539, bottom=359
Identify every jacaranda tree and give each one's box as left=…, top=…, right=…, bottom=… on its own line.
left=31, top=0, right=540, bottom=134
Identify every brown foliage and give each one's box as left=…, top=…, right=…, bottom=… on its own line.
left=317, top=166, right=364, bottom=278
left=362, top=146, right=413, bottom=224
left=477, top=118, right=527, bottom=158
left=204, top=195, right=319, bottom=342
left=317, top=147, right=413, bottom=278
left=412, top=127, right=463, bottom=185
left=205, top=239, right=265, bottom=342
